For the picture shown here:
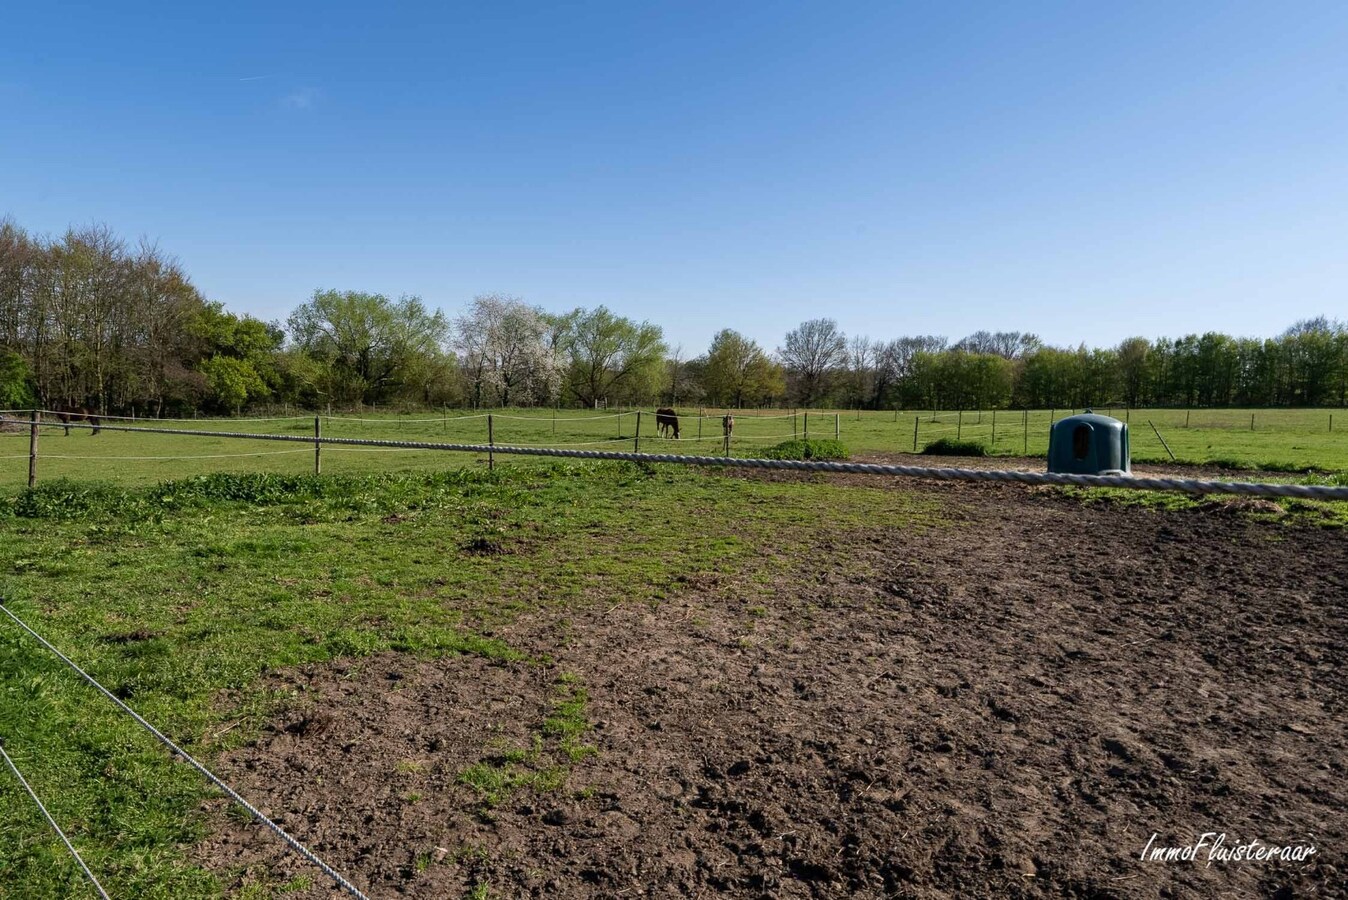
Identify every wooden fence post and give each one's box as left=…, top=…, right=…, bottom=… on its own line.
left=1250, top=413, right=1255, bottom=431
left=27, top=410, right=39, bottom=488
left=957, top=410, right=963, bottom=441
left=834, top=413, right=840, bottom=440
left=913, top=416, right=919, bottom=452
left=314, top=416, right=321, bottom=475
left=488, top=414, right=495, bottom=471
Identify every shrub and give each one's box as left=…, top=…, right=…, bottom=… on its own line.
left=759, top=439, right=849, bottom=461
left=9, top=480, right=141, bottom=519
left=921, top=438, right=988, bottom=457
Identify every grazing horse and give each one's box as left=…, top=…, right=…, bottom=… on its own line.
left=53, top=406, right=101, bottom=436
left=654, top=407, right=680, bottom=439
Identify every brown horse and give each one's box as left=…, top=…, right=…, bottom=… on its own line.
left=655, top=407, right=680, bottom=439
left=53, top=406, right=102, bottom=436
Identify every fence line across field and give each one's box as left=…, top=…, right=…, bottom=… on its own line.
left=6, top=415, right=1346, bottom=500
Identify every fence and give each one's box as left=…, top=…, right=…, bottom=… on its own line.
left=3, top=412, right=1347, bottom=501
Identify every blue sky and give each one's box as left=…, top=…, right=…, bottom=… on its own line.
left=3, top=1, right=1346, bottom=354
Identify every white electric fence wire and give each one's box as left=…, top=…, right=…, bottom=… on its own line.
left=36, top=409, right=309, bottom=423
left=0, top=603, right=371, bottom=900
left=39, top=450, right=312, bottom=461
left=0, top=741, right=112, bottom=900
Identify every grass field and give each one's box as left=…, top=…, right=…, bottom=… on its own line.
left=0, top=463, right=939, bottom=898
left=0, top=405, right=1345, bottom=489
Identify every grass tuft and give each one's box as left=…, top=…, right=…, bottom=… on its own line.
left=921, top=438, right=988, bottom=457
left=759, top=439, right=849, bottom=461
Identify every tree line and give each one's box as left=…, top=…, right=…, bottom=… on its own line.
left=1, top=218, right=1345, bottom=415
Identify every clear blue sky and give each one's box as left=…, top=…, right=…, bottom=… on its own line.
left=3, top=1, right=1346, bottom=354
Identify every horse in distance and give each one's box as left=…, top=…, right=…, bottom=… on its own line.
left=53, top=405, right=102, bottom=436
left=655, top=407, right=680, bottom=439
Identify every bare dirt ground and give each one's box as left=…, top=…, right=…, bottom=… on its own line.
left=200, top=476, right=1346, bottom=899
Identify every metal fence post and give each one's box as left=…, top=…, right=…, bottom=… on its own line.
left=488, top=414, right=495, bottom=471
left=635, top=411, right=641, bottom=453
left=27, top=409, right=39, bottom=488
left=1149, top=419, right=1177, bottom=461
left=913, top=415, right=919, bottom=452
left=834, top=413, right=839, bottom=440
left=957, top=410, right=963, bottom=441
left=314, top=416, right=321, bottom=475
left=1023, top=409, right=1028, bottom=455
left=991, top=408, right=996, bottom=451
left=804, top=412, right=809, bottom=441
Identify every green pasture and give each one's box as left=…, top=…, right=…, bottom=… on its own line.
left=0, top=405, right=1345, bottom=488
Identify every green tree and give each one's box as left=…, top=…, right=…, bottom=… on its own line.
left=559, top=306, right=667, bottom=406
left=287, top=289, right=449, bottom=405
left=199, top=355, right=267, bottom=413
left=701, top=329, right=784, bottom=407
left=0, top=350, right=35, bottom=408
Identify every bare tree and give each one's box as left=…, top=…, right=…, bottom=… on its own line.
left=844, top=335, right=876, bottom=408
left=779, top=318, right=847, bottom=405
left=954, top=330, right=1040, bottom=359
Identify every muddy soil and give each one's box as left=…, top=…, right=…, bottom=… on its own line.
left=199, top=479, right=1346, bottom=899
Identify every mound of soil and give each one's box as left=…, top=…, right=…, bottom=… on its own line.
left=200, top=480, right=1346, bottom=898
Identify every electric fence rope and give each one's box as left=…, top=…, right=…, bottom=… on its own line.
left=0, top=602, right=372, bottom=900
left=40, top=449, right=313, bottom=461
left=37, top=410, right=310, bottom=423
left=5, top=416, right=1346, bottom=499
left=492, top=411, right=625, bottom=421
left=0, top=740, right=112, bottom=900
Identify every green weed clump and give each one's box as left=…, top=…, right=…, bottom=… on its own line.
left=921, top=438, right=988, bottom=457
left=759, top=439, right=850, bottom=461
left=1, top=469, right=547, bottom=521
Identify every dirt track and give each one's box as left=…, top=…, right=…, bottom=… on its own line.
left=200, top=477, right=1346, bottom=899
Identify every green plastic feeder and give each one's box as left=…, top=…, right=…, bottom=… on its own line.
left=1047, top=410, right=1130, bottom=475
